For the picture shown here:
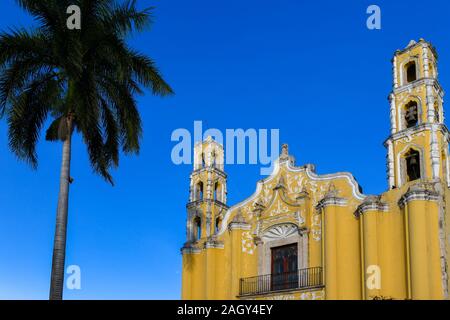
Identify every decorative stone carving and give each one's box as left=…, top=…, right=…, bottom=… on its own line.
left=269, top=200, right=290, bottom=216
left=261, top=223, right=298, bottom=242
left=242, top=231, right=255, bottom=255
left=311, top=212, right=321, bottom=242
left=279, top=144, right=290, bottom=161
left=274, top=174, right=286, bottom=190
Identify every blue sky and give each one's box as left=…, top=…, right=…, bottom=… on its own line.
left=0, top=0, right=449, bottom=300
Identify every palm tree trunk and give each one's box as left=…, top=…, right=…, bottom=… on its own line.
left=49, top=117, right=73, bottom=300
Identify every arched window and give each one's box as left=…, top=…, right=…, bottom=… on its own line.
left=194, top=217, right=202, bottom=240
left=405, top=61, right=417, bottom=83
left=405, top=101, right=418, bottom=128
left=201, top=153, right=206, bottom=168
left=215, top=217, right=221, bottom=234
left=196, top=181, right=204, bottom=200
left=405, top=149, right=421, bottom=182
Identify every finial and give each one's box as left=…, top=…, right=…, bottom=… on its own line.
left=282, top=144, right=289, bottom=156
left=406, top=40, right=416, bottom=48
left=279, top=143, right=291, bottom=162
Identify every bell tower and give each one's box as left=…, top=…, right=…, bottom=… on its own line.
left=385, top=39, right=449, bottom=189
left=185, top=137, right=228, bottom=244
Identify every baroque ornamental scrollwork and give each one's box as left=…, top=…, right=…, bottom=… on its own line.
left=269, top=200, right=290, bottom=216
left=399, top=131, right=425, bottom=143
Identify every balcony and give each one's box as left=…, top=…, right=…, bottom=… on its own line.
left=239, top=267, right=323, bottom=297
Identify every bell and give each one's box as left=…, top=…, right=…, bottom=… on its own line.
left=409, top=157, right=417, bottom=165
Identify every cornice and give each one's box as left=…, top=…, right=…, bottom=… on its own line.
left=228, top=222, right=251, bottom=231
left=204, top=238, right=224, bottom=249
left=191, top=166, right=227, bottom=179
left=187, top=199, right=229, bottom=210
left=181, top=244, right=202, bottom=255
left=316, top=196, right=348, bottom=209
left=391, top=78, right=444, bottom=96
left=398, top=188, right=440, bottom=208
left=355, top=197, right=389, bottom=217
left=384, top=123, right=450, bottom=147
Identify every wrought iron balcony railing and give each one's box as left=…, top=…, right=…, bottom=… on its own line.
left=239, top=267, right=323, bottom=296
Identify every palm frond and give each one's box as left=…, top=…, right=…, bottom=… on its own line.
left=8, top=76, right=61, bottom=167
left=100, top=98, right=120, bottom=167
left=128, top=50, right=174, bottom=96
left=107, top=0, right=154, bottom=36
left=45, top=116, right=68, bottom=142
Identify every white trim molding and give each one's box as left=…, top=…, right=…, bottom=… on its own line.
left=316, top=196, right=348, bottom=209
left=181, top=246, right=202, bottom=255
left=398, top=187, right=440, bottom=208
left=389, top=93, right=397, bottom=134
left=387, top=140, right=395, bottom=189
left=355, top=197, right=389, bottom=218
left=228, top=222, right=251, bottom=231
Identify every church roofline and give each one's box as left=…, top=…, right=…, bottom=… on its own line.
left=215, top=152, right=370, bottom=237
left=394, top=38, right=438, bottom=60
left=194, top=135, right=223, bottom=148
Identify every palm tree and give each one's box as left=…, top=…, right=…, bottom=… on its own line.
left=0, top=0, right=173, bottom=300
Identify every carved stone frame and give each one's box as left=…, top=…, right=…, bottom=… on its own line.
left=257, top=223, right=309, bottom=276
left=397, top=144, right=425, bottom=186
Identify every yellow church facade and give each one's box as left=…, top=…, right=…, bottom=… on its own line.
left=181, top=39, right=450, bottom=300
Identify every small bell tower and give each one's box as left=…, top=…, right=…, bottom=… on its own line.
left=385, top=39, right=449, bottom=189
left=185, top=137, right=228, bottom=244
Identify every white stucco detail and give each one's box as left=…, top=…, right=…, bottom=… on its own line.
left=390, top=94, right=397, bottom=134
left=261, top=223, right=298, bottom=242
left=387, top=140, right=395, bottom=188
left=393, top=55, right=399, bottom=88
left=430, top=125, right=441, bottom=179
left=217, top=158, right=367, bottom=236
